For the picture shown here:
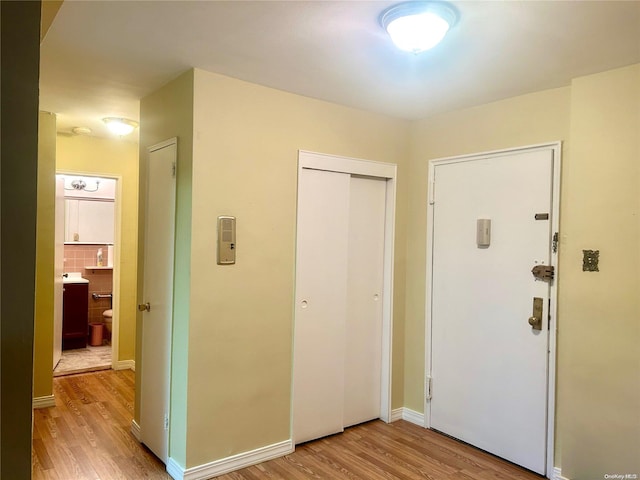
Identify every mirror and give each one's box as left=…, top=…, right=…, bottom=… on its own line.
left=64, top=199, right=115, bottom=243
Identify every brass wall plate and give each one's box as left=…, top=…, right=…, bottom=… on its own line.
left=582, top=249, right=599, bottom=272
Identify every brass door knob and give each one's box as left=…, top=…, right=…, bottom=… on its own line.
left=138, top=302, right=151, bottom=312
left=528, top=297, right=543, bottom=330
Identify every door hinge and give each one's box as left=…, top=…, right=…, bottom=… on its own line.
left=548, top=298, right=552, bottom=331
left=428, top=179, right=435, bottom=205
left=552, top=232, right=559, bottom=253
left=164, top=414, right=169, bottom=430
left=426, top=375, right=432, bottom=400
left=171, top=162, right=176, bottom=178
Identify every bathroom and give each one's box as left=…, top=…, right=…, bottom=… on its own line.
left=55, top=174, right=116, bottom=376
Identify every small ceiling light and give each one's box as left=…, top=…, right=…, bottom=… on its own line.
left=380, top=1, right=458, bottom=54
left=103, top=117, right=139, bottom=136
left=72, top=126, right=92, bottom=136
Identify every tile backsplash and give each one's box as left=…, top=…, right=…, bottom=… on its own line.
left=64, top=244, right=110, bottom=272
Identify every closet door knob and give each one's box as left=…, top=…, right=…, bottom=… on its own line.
left=138, top=302, right=151, bottom=312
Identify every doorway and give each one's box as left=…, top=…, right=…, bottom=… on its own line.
left=425, top=143, right=560, bottom=475
left=138, top=138, right=178, bottom=463
left=54, top=173, right=119, bottom=376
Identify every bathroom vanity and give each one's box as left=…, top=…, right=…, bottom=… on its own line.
left=62, top=275, right=89, bottom=350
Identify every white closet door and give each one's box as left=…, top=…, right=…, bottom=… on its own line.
left=293, top=168, right=350, bottom=444
left=344, top=176, right=386, bottom=427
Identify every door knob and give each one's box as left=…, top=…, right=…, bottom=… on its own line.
left=138, top=302, right=151, bottom=312
left=528, top=297, right=543, bottom=330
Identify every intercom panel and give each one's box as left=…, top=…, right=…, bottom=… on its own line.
left=217, top=216, right=236, bottom=264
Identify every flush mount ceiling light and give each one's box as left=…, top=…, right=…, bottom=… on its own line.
left=380, top=1, right=458, bottom=54
left=72, top=126, right=92, bottom=136
left=103, top=117, right=139, bottom=136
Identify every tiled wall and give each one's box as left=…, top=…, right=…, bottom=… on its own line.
left=64, top=244, right=113, bottom=325
left=63, top=244, right=110, bottom=272
left=84, top=269, right=113, bottom=325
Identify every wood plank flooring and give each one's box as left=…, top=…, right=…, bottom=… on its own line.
left=32, top=370, right=170, bottom=480
left=33, top=370, right=543, bottom=480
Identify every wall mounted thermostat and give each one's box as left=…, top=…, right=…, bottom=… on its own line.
left=476, top=218, right=491, bottom=248
left=217, top=216, right=236, bottom=265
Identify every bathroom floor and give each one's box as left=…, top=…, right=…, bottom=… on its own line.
left=53, top=345, right=112, bottom=377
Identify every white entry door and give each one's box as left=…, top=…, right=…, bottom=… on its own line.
left=428, top=146, right=558, bottom=475
left=139, top=139, right=177, bottom=463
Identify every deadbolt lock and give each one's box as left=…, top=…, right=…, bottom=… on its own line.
left=528, top=297, right=543, bottom=330
left=531, top=265, right=554, bottom=282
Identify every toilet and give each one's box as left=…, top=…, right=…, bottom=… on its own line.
left=103, top=309, right=113, bottom=341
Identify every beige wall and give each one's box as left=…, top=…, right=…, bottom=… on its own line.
left=405, top=86, right=572, bottom=413
left=139, top=64, right=639, bottom=475
left=181, top=69, right=409, bottom=467
left=407, top=64, right=640, bottom=475
left=33, top=124, right=139, bottom=399
left=56, top=135, right=139, bottom=364
left=138, top=69, right=194, bottom=466
left=558, top=64, right=639, bottom=478
left=33, top=111, right=57, bottom=398
left=1, top=3, right=42, bottom=473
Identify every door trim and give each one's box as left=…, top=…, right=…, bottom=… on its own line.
left=295, top=150, right=397, bottom=426
left=424, top=142, right=561, bottom=477
left=56, top=170, right=123, bottom=370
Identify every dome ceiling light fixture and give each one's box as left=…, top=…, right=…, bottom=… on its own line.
left=103, top=117, right=139, bottom=136
left=380, top=1, right=458, bottom=54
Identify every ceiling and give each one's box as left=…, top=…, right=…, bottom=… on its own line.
left=39, top=1, right=640, bottom=139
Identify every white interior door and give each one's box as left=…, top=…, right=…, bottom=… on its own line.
left=343, top=176, right=385, bottom=427
left=53, top=176, right=64, bottom=369
left=293, top=168, right=350, bottom=444
left=429, top=148, right=555, bottom=474
left=140, top=139, right=177, bottom=463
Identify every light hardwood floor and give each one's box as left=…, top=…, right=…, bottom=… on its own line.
left=33, top=370, right=543, bottom=480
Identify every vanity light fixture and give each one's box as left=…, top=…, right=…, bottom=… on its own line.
left=103, top=117, right=139, bottom=136
left=380, top=1, right=458, bottom=54
left=64, top=178, right=101, bottom=192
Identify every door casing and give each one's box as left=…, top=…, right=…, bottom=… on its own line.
left=293, top=150, right=397, bottom=438
left=424, top=142, right=561, bottom=477
left=55, top=171, right=122, bottom=370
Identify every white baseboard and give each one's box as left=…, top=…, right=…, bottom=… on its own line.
left=32, top=395, right=56, bottom=409
left=114, top=360, right=135, bottom=371
left=389, top=407, right=425, bottom=427
left=166, top=458, right=184, bottom=480
left=552, top=467, right=569, bottom=480
left=167, top=439, right=293, bottom=480
left=401, top=408, right=425, bottom=426
left=130, top=419, right=141, bottom=441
